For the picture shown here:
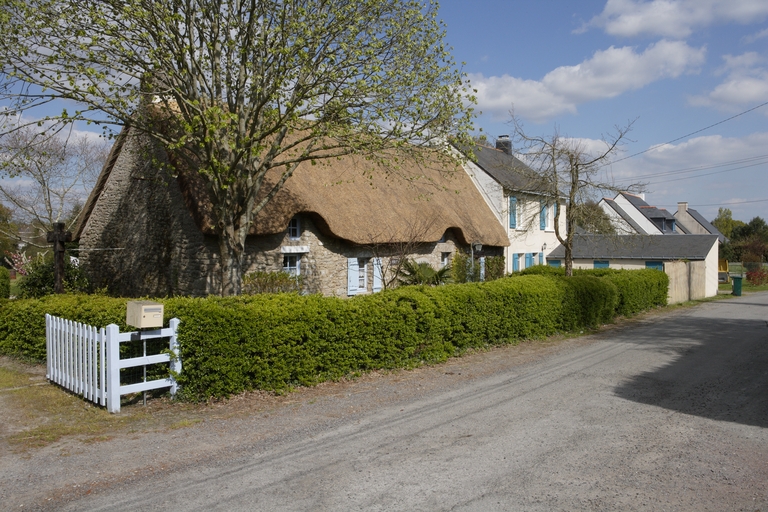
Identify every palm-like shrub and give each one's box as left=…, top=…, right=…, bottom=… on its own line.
left=397, top=259, right=451, bottom=286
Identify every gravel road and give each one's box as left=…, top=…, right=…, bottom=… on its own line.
left=2, top=293, right=767, bottom=511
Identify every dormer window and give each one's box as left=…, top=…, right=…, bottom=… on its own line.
left=288, top=216, right=301, bottom=239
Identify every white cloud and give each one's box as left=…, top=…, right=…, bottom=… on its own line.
left=470, top=41, right=704, bottom=123
left=689, top=53, right=768, bottom=111
left=743, top=27, right=768, bottom=44
left=610, top=132, right=768, bottom=220
left=586, top=0, right=768, bottom=39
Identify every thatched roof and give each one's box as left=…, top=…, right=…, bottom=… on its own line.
left=77, top=127, right=509, bottom=247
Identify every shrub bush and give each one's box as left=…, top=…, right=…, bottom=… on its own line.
left=17, top=256, right=90, bottom=298
left=746, top=268, right=768, bottom=286
left=591, top=269, right=668, bottom=316
left=484, top=256, right=506, bottom=281
left=0, top=267, right=9, bottom=299
left=242, top=270, right=304, bottom=294
left=0, top=294, right=128, bottom=361
left=0, top=269, right=669, bottom=400
left=518, top=266, right=667, bottom=317
left=517, top=265, right=565, bottom=277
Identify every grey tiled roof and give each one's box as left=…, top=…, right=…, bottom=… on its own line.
left=686, top=208, right=728, bottom=243
left=619, top=193, right=674, bottom=220
left=620, top=192, right=649, bottom=209
left=469, top=145, right=541, bottom=193
left=548, top=234, right=719, bottom=260
left=639, top=206, right=675, bottom=220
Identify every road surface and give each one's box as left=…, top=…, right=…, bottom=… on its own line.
left=8, top=293, right=768, bottom=511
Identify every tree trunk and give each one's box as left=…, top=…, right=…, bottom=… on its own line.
left=218, top=229, right=245, bottom=296
left=564, top=243, right=574, bottom=277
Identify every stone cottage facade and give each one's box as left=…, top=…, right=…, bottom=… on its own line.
left=75, top=127, right=508, bottom=297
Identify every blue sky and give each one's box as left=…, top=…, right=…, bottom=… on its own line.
left=438, top=0, right=768, bottom=223
left=11, top=0, right=766, bottom=225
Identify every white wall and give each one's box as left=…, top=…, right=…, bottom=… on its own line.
left=571, top=259, right=648, bottom=270
left=705, top=241, right=719, bottom=297
left=613, top=194, right=661, bottom=235
left=507, top=196, right=565, bottom=273
left=462, top=159, right=565, bottom=274
left=462, top=159, right=504, bottom=224
left=598, top=200, right=639, bottom=235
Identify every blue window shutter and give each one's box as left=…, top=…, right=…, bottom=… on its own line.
left=347, top=258, right=358, bottom=296
left=594, top=260, right=610, bottom=269
left=373, top=258, right=383, bottom=292
left=539, top=252, right=543, bottom=265
left=525, top=253, right=533, bottom=268
left=509, top=196, right=517, bottom=229
left=553, top=202, right=558, bottom=220
left=540, top=201, right=547, bottom=230
left=548, top=260, right=561, bottom=268
left=479, top=256, right=486, bottom=282
left=512, top=253, right=519, bottom=272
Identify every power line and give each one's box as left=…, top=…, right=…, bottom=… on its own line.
left=639, top=160, right=768, bottom=185
left=615, top=154, right=768, bottom=181
left=609, top=100, right=768, bottom=166
left=616, top=155, right=768, bottom=182
left=658, top=198, right=768, bottom=208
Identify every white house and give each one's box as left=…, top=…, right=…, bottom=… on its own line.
left=598, top=192, right=677, bottom=235
left=460, top=136, right=566, bottom=274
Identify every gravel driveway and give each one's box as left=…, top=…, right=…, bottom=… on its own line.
left=2, top=293, right=767, bottom=511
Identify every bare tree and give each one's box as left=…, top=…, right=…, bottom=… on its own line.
left=509, top=116, right=643, bottom=276
left=363, top=215, right=441, bottom=290
left=0, top=127, right=109, bottom=247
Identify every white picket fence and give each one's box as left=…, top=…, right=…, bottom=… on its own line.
left=45, top=314, right=181, bottom=413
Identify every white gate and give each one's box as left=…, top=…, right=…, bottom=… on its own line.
left=45, top=314, right=181, bottom=413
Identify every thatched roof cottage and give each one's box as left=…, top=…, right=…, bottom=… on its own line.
left=75, top=127, right=508, bottom=297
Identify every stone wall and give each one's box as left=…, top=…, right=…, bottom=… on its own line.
left=79, top=129, right=217, bottom=297
left=79, top=129, right=487, bottom=297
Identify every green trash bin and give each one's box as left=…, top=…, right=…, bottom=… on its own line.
left=732, top=275, right=743, bottom=296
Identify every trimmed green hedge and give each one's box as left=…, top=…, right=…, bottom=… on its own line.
left=0, top=270, right=668, bottom=400
left=517, top=266, right=668, bottom=317
left=0, top=267, right=9, bottom=299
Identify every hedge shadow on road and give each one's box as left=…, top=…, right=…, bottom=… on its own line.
left=613, top=312, right=768, bottom=429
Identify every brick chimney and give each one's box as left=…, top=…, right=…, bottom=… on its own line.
left=496, top=135, right=512, bottom=155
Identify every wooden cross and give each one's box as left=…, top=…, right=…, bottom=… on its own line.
left=47, top=222, right=72, bottom=294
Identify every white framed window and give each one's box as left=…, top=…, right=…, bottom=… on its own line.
left=358, top=258, right=367, bottom=290
left=509, top=196, right=518, bottom=229
left=287, top=216, right=301, bottom=239
left=283, top=254, right=300, bottom=276
left=441, top=252, right=451, bottom=268
left=348, top=257, right=371, bottom=295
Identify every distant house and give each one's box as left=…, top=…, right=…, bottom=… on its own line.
left=460, top=136, right=566, bottom=273
left=674, top=202, right=728, bottom=243
left=74, top=127, right=509, bottom=297
left=547, top=234, right=720, bottom=301
left=598, top=192, right=678, bottom=235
